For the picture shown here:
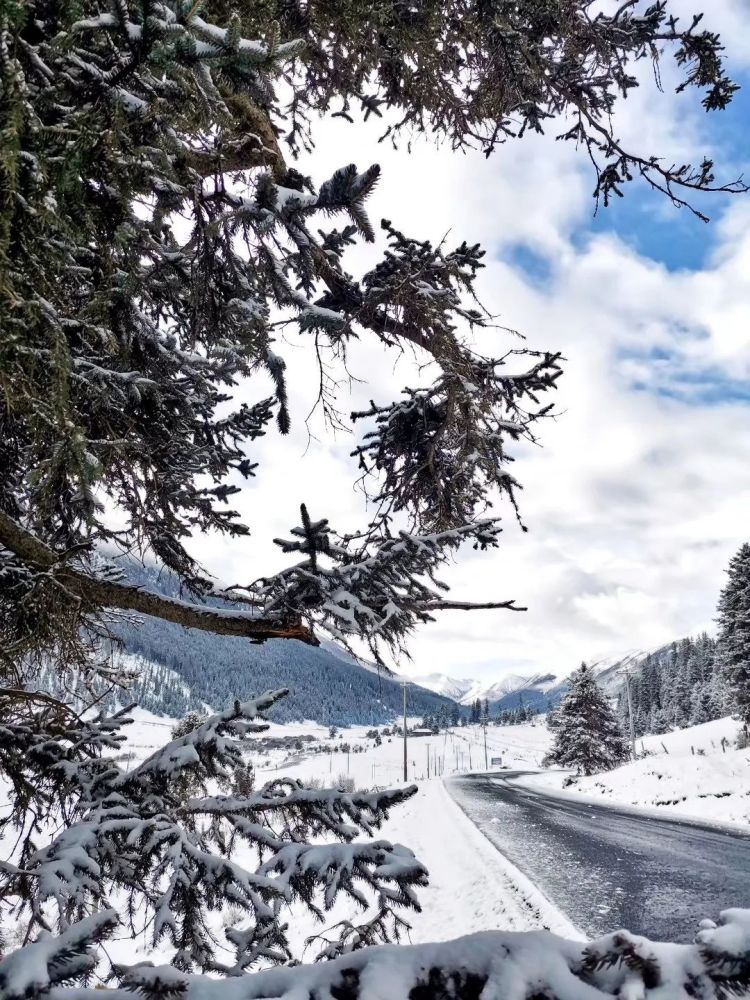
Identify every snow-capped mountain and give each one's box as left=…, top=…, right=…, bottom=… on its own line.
left=588, top=649, right=655, bottom=695
left=404, top=673, right=475, bottom=702
left=457, top=673, right=560, bottom=706
left=407, top=671, right=561, bottom=708
left=407, top=648, right=663, bottom=714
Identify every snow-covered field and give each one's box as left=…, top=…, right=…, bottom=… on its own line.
left=124, top=708, right=750, bottom=840
left=9, top=702, right=748, bottom=973
left=520, top=716, right=750, bottom=827
left=113, top=707, right=577, bottom=965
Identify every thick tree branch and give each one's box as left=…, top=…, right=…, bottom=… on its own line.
left=417, top=599, right=527, bottom=612
left=0, top=511, right=317, bottom=645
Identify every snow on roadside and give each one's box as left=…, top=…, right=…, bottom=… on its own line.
left=252, top=717, right=576, bottom=942
left=520, top=716, right=750, bottom=828
left=113, top=708, right=574, bottom=949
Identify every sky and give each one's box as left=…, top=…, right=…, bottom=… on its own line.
left=188, top=0, right=750, bottom=682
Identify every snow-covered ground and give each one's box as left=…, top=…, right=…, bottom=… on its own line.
left=112, top=707, right=577, bottom=963
left=520, top=716, right=750, bottom=827
left=10, top=701, right=748, bottom=973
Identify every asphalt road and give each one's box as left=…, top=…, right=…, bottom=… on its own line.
left=447, top=771, right=750, bottom=942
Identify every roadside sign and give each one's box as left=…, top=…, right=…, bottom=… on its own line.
left=490, top=756, right=502, bottom=766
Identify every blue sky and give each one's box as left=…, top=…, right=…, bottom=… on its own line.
left=582, top=72, right=750, bottom=274
left=199, top=3, right=750, bottom=681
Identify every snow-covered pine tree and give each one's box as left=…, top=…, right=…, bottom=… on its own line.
left=0, top=690, right=427, bottom=983
left=717, top=542, right=750, bottom=729
left=0, top=0, right=747, bottom=993
left=545, top=664, right=630, bottom=776
left=1, top=0, right=745, bottom=679
left=615, top=635, right=728, bottom=739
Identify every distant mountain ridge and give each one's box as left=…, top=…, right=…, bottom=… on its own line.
left=99, top=561, right=458, bottom=726
left=62, top=557, right=677, bottom=724
left=407, top=649, right=659, bottom=713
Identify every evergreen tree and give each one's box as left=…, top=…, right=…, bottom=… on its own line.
left=545, top=664, right=629, bottom=776
left=716, top=543, right=750, bottom=729
left=614, top=633, right=727, bottom=740
left=546, top=706, right=561, bottom=731
left=689, top=686, right=716, bottom=727
left=670, top=656, right=692, bottom=728
left=0, top=0, right=745, bottom=993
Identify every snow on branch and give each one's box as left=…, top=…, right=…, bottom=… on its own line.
left=0, top=689, right=426, bottom=975
left=116, top=692, right=286, bottom=790
left=0, top=910, right=118, bottom=999
left=16, top=908, right=750, bottom=1000
left=351, top=350, right=562, bottom=535
left=185, top=781, right=415, bottom=829
left=231, top=506, right=511, bottom=659
left=0, top=511, right=317, bottom=645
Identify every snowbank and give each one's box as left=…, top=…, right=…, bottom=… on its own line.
left=522, top=717, right=750, bottom=827
left=102, top=708, right=573, bottom=960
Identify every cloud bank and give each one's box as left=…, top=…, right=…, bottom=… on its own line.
left=188, top=1, right=750, bottom=680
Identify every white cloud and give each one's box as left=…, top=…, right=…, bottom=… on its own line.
left=189, top=10, right=750, bottom=682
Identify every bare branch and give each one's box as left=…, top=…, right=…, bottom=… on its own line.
left=416, top=600, right=527, bottom=612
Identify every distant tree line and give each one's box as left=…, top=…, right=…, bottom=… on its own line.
left=493, top=704, right=540, bottom=726
left=615, top=634, right=728, bottom=738
left=612, top=542, right=750, bottom=741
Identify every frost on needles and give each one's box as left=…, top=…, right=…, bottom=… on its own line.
left=1, top=0, right=749, bottom=995
left=0, top=689, right=427, bottom=985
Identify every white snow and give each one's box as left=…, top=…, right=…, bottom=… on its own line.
left=405, top=646, right=663, bottom=707
left=100, top=709, right=574, bottom=959
left=406, top=672, right=562, bottom=705
left=520, top=716, right=750, bottom=828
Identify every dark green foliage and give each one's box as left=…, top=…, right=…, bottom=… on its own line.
left=545, top=663, right=629, bottom=776
left=716, top=543, right=750, bottom=728
left=257, top=0, right=743, bottom=215
left=1, top=0, right=742, bottom=674
left=116, top=623, right=460, bottom=725
left=616, top=634, right=729, bottom=737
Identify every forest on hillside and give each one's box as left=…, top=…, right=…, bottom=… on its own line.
left=616, top=635, right=730, bottom=737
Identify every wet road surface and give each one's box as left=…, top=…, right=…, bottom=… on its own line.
left=447, top=771, right=750, bottom=941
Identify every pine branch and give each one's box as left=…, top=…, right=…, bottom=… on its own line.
left=416, top=599, right=526, bottom=612
left=0, top=511, right=316, bottom=645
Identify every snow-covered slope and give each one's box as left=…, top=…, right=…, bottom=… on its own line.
left=405, top=673, right=475, bottom=702
left=407, top=646, right=664, bottom=714
left=589, top=648, right=655, bottom=696
left=459, top=673, right=559, bottom=705
left=109, top=708, right=576, bottom=958
left=523, top=716, right=748, bottom=827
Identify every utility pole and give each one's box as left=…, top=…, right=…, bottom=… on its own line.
left=482, top=720, right=488, bottom=771
left=402, top=681, right=408, bottom=781
left=624, top=665, right=637, bottom=760
left=427, top=744, right=430, bottom=779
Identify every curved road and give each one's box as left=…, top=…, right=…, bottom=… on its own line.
left=447, top=771, right=750, bottom=942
